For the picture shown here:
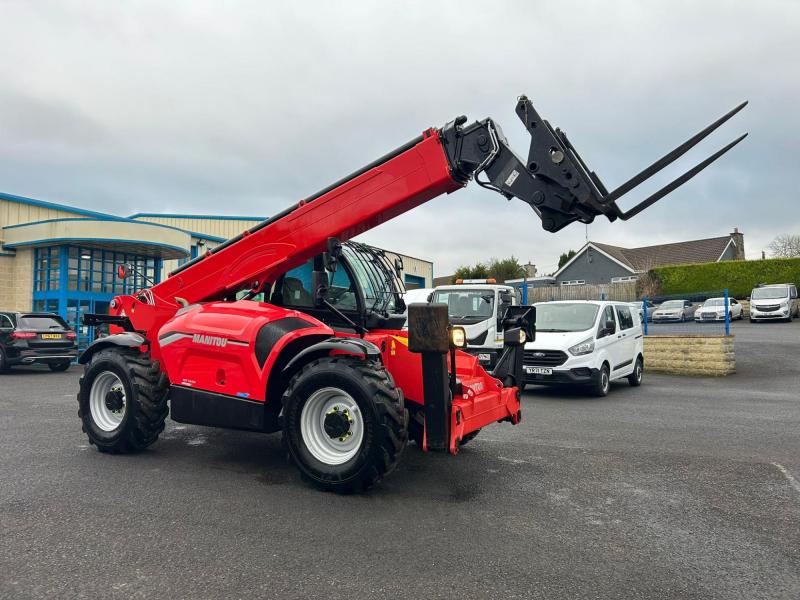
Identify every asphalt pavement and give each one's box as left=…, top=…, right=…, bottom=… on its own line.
left=1, top=320, right=798, bottom=599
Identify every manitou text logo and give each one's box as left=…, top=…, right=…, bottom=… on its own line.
left=192, top=334, right=228, bottom=348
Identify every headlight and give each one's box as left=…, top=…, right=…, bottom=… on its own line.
left=449, top=326, right=467, bottom=348
left=568, top=337, right=595, bottom=356
left=518, top=329, right=527, bottom=344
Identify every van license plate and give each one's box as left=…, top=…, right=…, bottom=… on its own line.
left=525, top=366, right=552, bottom=375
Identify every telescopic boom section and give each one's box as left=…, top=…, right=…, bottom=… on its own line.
left=154, top=130, right=460, bottom=305
left=152, top=97, right=746, bottom=307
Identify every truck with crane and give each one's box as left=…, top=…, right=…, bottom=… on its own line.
left=75, top=96, right=746, bottom=492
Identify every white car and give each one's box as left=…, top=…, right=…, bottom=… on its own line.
left=750, top=283, right=799, bottom=322
left=695, top=297, right=743, bottom=321
left=523, top=300, right=644, bottom=397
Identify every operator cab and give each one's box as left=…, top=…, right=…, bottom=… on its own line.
left=265, top=241, right=407, bottom=333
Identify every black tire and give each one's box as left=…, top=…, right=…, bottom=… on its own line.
left=592, top=363, right=611, bottom=397
left=749, top=317, right=755, bottom=323
left=49, top=360, right=72, bottom=372
left=77, top=348, right=169, bottom=454
left=282, top=356, right=407, bottom=493
left=0, top=348, right=8, bottom=373
left=680, top=314, right=686, bottom=322
left=628, top=356, right=643, bottom=387
left=459, top=430, right=480, bottom=447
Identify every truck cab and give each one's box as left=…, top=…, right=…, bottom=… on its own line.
left=431, top=280, right=520, bottom=368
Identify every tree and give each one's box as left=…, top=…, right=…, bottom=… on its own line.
left=453, top=263, right=489, bottom=281
left=558, top=249, right=577, bottom=269
left=487, top=256, right=526, bottom=282
left=767, top=234, right=800, bottom=258
left=452, top=257, right=525, bottom=283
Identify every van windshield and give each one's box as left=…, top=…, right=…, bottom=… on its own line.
left=752, top=286, right=788, bottom=300
left=433, top=289, right=494, bottom=324
left=534, top=303, right=599, bottom=332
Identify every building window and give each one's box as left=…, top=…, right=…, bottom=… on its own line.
left=34, top=247, right=61, bottom=292
left=561, top=280, right=586, bottom=286
left=611, top=276, right=639, bottom=283
left=65, top=246, right=158, bottom=294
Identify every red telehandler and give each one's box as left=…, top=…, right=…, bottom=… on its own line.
left=76, top=96, right=746, bottom=492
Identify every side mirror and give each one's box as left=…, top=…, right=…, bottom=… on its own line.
left=601, top=320, right=615, bottom=337
left=324, top=237, right=342, bottom=273
left=426, top=293, right=433, bottom=303
left=117, top=263, right=132, bottom=279
left=311, top=269, right=329, bottom=308
left=394, top=256, right=403, bottom=276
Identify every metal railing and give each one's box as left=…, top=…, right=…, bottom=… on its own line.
left=642, top=289, right=735, bottom=336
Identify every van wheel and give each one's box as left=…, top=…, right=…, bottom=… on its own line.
left=628, top=357, right=643, bottom=387
left=592, top=364, right=610, bottom=397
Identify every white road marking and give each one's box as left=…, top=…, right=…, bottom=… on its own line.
left=772, top=462, right=800, bottom=494
left=497, top=456, right=530, bottom=465
left=187, top=436, right=207, bottom=446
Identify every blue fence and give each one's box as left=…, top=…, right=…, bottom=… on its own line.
left=642, top=289, right=736, bottom=336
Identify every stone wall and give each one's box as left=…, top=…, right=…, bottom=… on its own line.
left=0, top=249, right=34, bottom=312
left=644, top=335, right=735, bottom=376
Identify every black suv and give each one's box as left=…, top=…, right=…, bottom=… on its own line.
left=0, top=312, right=78, bottom=372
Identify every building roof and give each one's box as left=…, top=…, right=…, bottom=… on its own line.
left=597, top=236, right=735, bottom=270
left=129, top=213, right=265, bottom=221
left=556, top=234, right=737, bottom=277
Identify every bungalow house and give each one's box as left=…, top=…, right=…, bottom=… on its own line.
left=552, top=229, right=745, bottom=286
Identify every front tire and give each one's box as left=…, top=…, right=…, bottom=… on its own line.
left=77, top=348, right=169, bottom=453
left=282, top=356, right=407, bottom=493
left=592, top=364, right=611, bottom=397
left=0, top=348, right=9, bottom=373
left=49, top=360, right=71, bottom=372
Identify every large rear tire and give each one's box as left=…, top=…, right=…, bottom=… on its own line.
left=77, top=348, right=169, bottom=453
left=282, top=356, right=407, bottom=493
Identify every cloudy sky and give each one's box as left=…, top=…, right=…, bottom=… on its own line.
left=1, top=1, right=797, bottom=276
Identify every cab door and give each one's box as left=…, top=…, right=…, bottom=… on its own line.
left=613, top=304, right=637, bottom=375
left=595, top=305, right=622, bottom=367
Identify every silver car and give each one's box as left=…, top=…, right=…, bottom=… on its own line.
left=652, top=299, right=696, bottom=322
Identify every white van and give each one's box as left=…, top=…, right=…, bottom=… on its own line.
left=523, top=300, right=644, bottom=396
left=431, top=280, right=519, bottom=368
left=749, top=283, right=799, bottom=322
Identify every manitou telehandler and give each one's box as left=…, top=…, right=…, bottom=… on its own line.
left=75, top=96, right=746, bottom=492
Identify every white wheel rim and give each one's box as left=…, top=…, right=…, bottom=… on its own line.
left=602, top=371, right=609, bottom=391
left=300, top=387, right=364, bottom=466
left=89, top=371, right=127, bottom=432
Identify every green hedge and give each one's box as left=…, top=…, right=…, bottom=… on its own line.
left=650, top=258, right=800, bottom=298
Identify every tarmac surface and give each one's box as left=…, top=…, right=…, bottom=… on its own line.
left=1, top=320, right=798, bottom=599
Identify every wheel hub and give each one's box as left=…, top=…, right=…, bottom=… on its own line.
left=104, top=388, right=125, bottom=412
left=323, top=406, right=354, bottom=442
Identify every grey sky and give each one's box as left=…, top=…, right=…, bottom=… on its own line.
left=1, top=1, right=797, bottom=276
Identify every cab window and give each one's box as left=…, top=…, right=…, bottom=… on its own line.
left=328, top=266, right=358, bottom=312
left=281, top=261, right=315, bottom=308
left=279, top=259, right=359, bottom=313
left=615, top=305, right=634, bottom=330
left=598, top=305, right=616, bottom=336
left=0, top=314, right=13, bottom=329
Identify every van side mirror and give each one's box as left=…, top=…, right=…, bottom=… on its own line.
left=601, top=320, right=616, bottom=337
left=394, top=256, right=403, bottom=276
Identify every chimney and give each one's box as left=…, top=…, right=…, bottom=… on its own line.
left=730, top=228, right=745, bottom=260
left=524, top=262, right=537, bottom=277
